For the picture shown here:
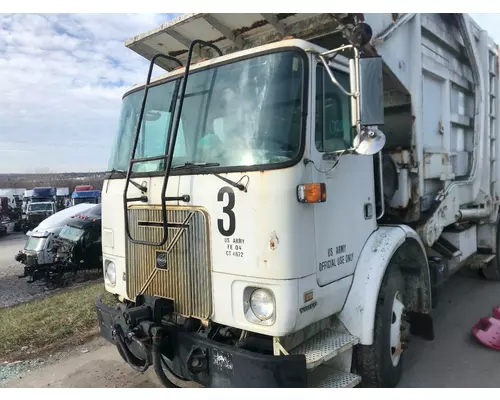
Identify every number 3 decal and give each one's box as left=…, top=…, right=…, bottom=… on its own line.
left=217, top=186, right=236, bottom=236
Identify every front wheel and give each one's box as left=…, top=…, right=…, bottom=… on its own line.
left=353, top=264, right=408, bottom=388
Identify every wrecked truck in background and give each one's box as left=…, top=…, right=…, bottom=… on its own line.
left=0, top=197, right=21, bottom=235
left=22, top=187, right=58, bottom=233
left=15, top=203, right=97, bottom=281
left=56, top=187, right=70, bottom=211
left=17, top=203, right=103, bottom=286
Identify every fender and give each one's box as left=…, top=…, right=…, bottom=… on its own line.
left=338, top=224, right=431, bottom=345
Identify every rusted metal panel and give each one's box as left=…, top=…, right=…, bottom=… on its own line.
left=125, top=13, right=348, bottom=70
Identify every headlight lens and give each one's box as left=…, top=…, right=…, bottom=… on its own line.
left=250, top=289, right=275, bottom=321
left=104, top=260, right=116, bottom=286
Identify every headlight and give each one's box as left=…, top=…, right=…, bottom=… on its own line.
left=250, top=289, right=275, bottom=321
left=104, top=260, right=116, bottom=286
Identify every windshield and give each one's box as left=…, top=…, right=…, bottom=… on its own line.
left=24, top=236, right=47, bottom=252
left=108, top=50, right=305, bottom=173
left=73, top=198, right=98, bottom=205
left=28, top=203, right=52, bottom=212
left=59, top=225, right=85, bottom=242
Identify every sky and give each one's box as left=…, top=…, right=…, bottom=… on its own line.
left=0, top=13, right=498, bottom=173
left=0, top=13, right=180, bottom=173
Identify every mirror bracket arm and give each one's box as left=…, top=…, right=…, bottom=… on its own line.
left=317, top=54, right=356, bottom=98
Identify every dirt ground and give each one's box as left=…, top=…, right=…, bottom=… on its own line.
left=2, top=338, right=161, bottom=388
left=2, top=234, right=500, bottom=388
left=2, top=269, right=500, bottom=388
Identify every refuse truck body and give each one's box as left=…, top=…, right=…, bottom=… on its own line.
left=95, top=13, right=500, bottom=388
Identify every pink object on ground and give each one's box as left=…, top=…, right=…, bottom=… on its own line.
left=471, top=306, right=500, bottom=350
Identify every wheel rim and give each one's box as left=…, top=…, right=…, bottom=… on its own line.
left=390, top=291, right=405, bottom=366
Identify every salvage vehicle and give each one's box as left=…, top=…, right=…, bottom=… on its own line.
left=95, top=13, right=500, bottom=388
left=22, top=201, right=57, bottom=233
left=15, top=203, right=97, bottom=282
left=0, top=189, right=24, bottom=214
left=75, top=185, right=94, bottom=192
left=0, top=197, right=17, bottom=235
left=17, top=204, right=102, bottom=285
left=31, top=187, right=57, bottom=204
left=71, top=189, right=101, bottom=206
left=22, top=189, right=33, bottom=214
left=56, top=187, right=70, bottom=211
left=22, top=187, right=58, bottom=231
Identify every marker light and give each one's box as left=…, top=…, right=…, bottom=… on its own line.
left=297, top=183, right=327, bottom=203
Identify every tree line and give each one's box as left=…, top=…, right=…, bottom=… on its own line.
left=0, top=172, right=106, bottom=192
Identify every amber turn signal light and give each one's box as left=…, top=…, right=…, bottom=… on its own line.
left=297, top=183, right=327, bottom=203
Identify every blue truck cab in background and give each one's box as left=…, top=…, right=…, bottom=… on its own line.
left=71, top=190, right=101, bottom=206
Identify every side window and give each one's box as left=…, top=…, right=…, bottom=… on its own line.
left=315, top=65, right=352, bottom=152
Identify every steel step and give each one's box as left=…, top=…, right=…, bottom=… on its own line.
left=289, top=329, right=359, bottom=370
left=307, top=365, right=361, bottom=388
left=469, top=253, right=496, bottom=270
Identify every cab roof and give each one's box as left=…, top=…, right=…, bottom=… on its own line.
left=125, top=13, right=354, bottom=71
left=67, top=204, right=102, bottom=229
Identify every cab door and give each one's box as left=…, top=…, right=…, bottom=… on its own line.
left=311, top=62, right=377, bottom=287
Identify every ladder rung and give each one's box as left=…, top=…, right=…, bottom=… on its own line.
left=131, top=154, right=169, bottom=164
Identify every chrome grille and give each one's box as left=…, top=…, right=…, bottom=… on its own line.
left=126, top=206, right=212, bottom=320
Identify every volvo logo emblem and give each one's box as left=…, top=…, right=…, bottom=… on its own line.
left=155, top=251, right=168, bottom=270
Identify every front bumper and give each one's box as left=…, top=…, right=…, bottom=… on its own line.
left=96, top=295, right=307, bottom=388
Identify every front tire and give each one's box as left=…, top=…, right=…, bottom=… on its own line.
left=353, top=264, right=407, bottom=388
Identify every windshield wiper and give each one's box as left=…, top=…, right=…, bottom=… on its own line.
left=106, top=169, right=147, bottom=193
left=171, top=162, right=220, bottom=170
left=171, top=162, right=246, bottom=192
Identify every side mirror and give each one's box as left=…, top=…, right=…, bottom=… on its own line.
left=350, top=56, right=384, bottom=127
left=317, top=40, right=385, bottom=156
left=350, top=56, right=386, bottom=156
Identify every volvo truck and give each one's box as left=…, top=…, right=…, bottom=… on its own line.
left=95, top=13, right=500, bottom=388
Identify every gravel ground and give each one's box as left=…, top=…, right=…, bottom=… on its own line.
left=0, top=338, right=113, bottom=387
left=1, top=270, right=500, bottom=388
left=0, top=233, right=47, bottom=309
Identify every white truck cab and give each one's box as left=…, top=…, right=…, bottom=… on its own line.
left=95, top=13, right=500, bottom=388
